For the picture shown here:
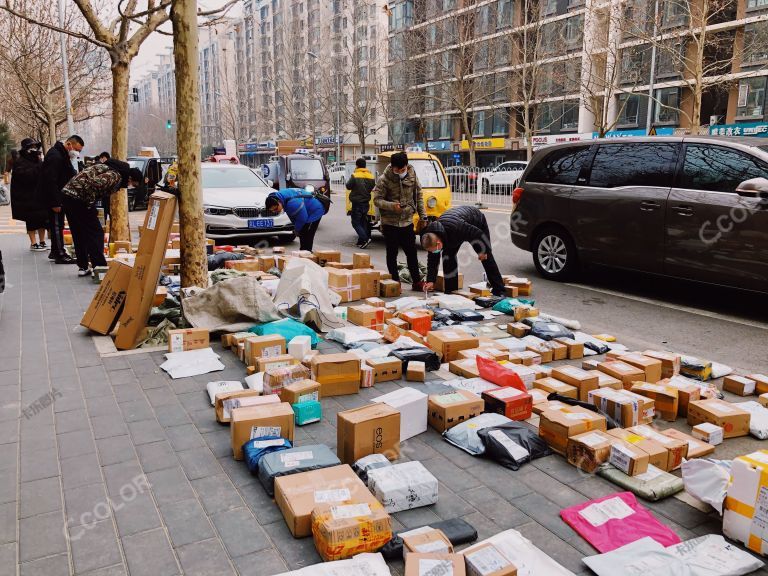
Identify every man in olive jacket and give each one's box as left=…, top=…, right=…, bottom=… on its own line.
left=373, top=152, right=426, bottom=290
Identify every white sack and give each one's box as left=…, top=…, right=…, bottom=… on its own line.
left=681, top=458, right=731, bottom=515
left=272, top=258, right=343, bottom=332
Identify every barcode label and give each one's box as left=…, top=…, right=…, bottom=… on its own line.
left=250, top=426, right=280, bottom=439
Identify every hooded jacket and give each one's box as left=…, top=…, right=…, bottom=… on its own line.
left=373, top=164, right=426, bottom=227
left=423, top=206, right=493, bottom=283
left=345, top=167, right=375, bottom=204
left=62, top=163, right=122, bottom=206
left=267, top=188, right=325, bottom=232
left=39, top=141, right=77, bottom=208
left=10, top=149, right=47, bottom=224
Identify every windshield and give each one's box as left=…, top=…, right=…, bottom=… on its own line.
left=202, top=166, right=269, bottom=188
left=411, top=159, right=446, bottom=188
left=289, top=158, right=325, bottom=180
left=128, top=159, right=147, bottom=171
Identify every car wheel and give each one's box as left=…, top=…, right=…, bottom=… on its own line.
left=532, top=227, right=578, bottom=281
left=274, top=234, right=296, bottom=244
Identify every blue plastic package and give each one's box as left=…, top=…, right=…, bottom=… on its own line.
left=242, top=436, right=292, bottom=473
left=248, top=318, right=320, bottom=348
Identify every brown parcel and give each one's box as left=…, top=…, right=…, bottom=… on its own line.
left=555, top=337, right=584, bottom=360
left=244, top=335, right=286, bottom=365
left=642, top=350, right=682, bottom=379
left=380, top=279, right=401, bottom=297
left=751, top=374, right=768, bottom=395
left=551, top=366, right=599, bottom=402
left=723, top=375, right=757, bottom=396
left=567, top=430, right=615, bottom=473
left=608, top=439, right=650, bottom=477
left=618, top=353, right=663, bottom=383
left=525, top=344, right=553, bottom=364
left=687, top=399, right=751, bottom=438
left=314, top=249, right=341, bottom=265
left=630, top=382, right=679, bottom=421
left=311, top=353, right=361, bottom=397
left=542, top=340, right=568, bottom=361
left=464, top=543, right=517, bottom=576
left=215, top=392, right=280, bottom=424
left=256, top=354, right=299, bottom=373
left=662, top=428, right=715, bottom=459
left=337, top=403, right=400, bottom=464
left=115, top=192, right=177, bottom=349
left=586, top=388, right=654, bottom=428
left=167, top=328, right=209, bottom=353
left=326, top=269, right=363, bottom=303
left=449, top=358, right=481, bottom=379
left=80, top=260, right=132, bottom=335
left=661, top=376, right=701, bottom=417
left=426, top=330, right=479, bottom=362
left=352, top=252, right=371, bottom=269
left=506, top=323, right=530, bottom=338
left=607, top=428, right=667, bottom=471
left=274, top=464, right=379, bottom=537
left=533, top=377, right=578, bottom=399
left=359, top=269, right=382, bottom=299
left=405, top=554, right=466, bottom=576
left=402, top=528, right=453, bottom=555
left=365, top=357, right=402, bottom=383
left=596, top=361, right=645, bottom=389
left=406, top=361, right=426, bottom=382
left=230, top=403, right=295, bottom=460
left=428, top=390, right=484, bottom=432
left=538, top=405, right=606, bottom=455
left=587, top=370, right=623, bottom=391
left=280, top=379, right=321, bottom=405
left=627, top=425, right=688, bottom=471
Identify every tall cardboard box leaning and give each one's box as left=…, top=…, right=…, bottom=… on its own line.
left=115, top=192, right=177, bottom=349
left=724, top=450, right=768, bottom=554
left=80, top=260, right=132, bottom=334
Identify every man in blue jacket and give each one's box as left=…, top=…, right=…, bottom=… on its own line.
left=265, top=188, right=325, bottom=251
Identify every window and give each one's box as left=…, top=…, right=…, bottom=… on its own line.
left=536, top=102, right=557, bottom=132
left=542, top=0, right=557, bottom=15
left=497, top=0, right=514, bottom=28
left=439, top=117, right=452, bottom=139
left=565, top=15, right=584, bottom=48
left=588, top=144, right=678, bottom=188
left=495, top=37, right=510, bottom=65
left=682, top=145, right=768, bottom=193
left=390, top=1, right=413, bottom=31
left=442, top=0, right=457, bottom=9
left=541, top=22, right=562, bottom=54
left=654, top=87, right=679, bottom=124
left=474, top=42, right=489, bottom=71
left=744, top=23, right=768, bottom=64
left=655, top=41, right=684, bottom=78
left=621, top=46, right=648, bottom=83
left=359, top=66, right=368, bottom=81
left=411, top=160, right=447, bottom=187
left=476, top=5, right=492, bottom=35
left=662, top=0, right=688, bottom=27
left=473, top=111, right=487, bottom=136
left=736, top=77, right=766, bottom=118
left=747, top=0, right=768, bottom=7
left=492, top=109, right=507, bottom=135
left=617, top=94, right=640, bottom=126
left=526, top=146, right=593, bottom=184
left=562, top=102, right=579, bottom=130
left=426, top=119, right=437, bottom=140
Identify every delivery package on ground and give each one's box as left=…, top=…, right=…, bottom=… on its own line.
left=311, top=500, right=392, bottom=562
left=366, top=460, right=439, bottom=513
left=724, top=450, right=768, bottom=555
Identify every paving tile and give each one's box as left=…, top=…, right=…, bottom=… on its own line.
left=232, top=548, right=289, bottom=576
left=103, top=460, right=145, bottom=499
left=211, top=507, right=271, bottom=558
left=516, top=521, right=586, bottom=574
left=177, top=447, right=221, bottom=481
left=392, top=506, right=443, bottom=528
left=420, top=454, right=482, bottom=493
left=147, top=466, right=196, bottom=506
left=18, top=553, right=70, bottom=576
left=90, top=415, right=129, bottom=440
left=20, top=447, right=59, bottom=482
left=201, top=430, right=232, bottom=459
left=239, top=482, right=284, bottom=526
left=107, top=367, right=137, bottom=385
left=113, top=382, right=145, bottom=404
left=160, top=499, right=216, bottom=548
left=119, top=399, right=155, bottom=423
left=0, top=469, right=17, bottom=505
left=0, top=444, right=16, bottom=471
left=64, top=482, right=109, bottom=527
left=136, top=441, right=178, bottom=473
left=177, top=391, right=210, bottom=414
left=60, top=452, right=102, bottom=489
left=112, top=492, right=162, bottom=537
left=0, top=502, right=15, bottom=545
left=19, top=476, right=62, bottom=519
left=188, top=409, right=219, bottom=435
left=96, top=435, right=136, bottom=467
left=70, top=518, right=122, bottom=574
left=165, top=424, right=206, bottom=452
left=86, top=396, right=121, bottom=417
left=122, top=528, right=180, bottom=576
left=78, top=564, right=127, bottom=576
left=128, top=419, right=167, bottom=446
left=263, top=519, right=320, bottom=569
left=19, top=510, right=67, bottom=562
left=176, top=539, right=236, bottom=576
left=460, top=486, right=531, bottom=529
left=154, top=404, right=191, bottom=428
left=217, top=456, right=253, bottom=488
left=512, top=492, right=594, bottom=555
left=191, top=474, right=243, bottom=515
left=54, top=408, right=90, bottom=434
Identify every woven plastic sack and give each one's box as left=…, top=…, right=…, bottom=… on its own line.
left=249, top=318, right=320, bottom=347
left=242, top=436, right=292, bottom=474
left=443, top=412, right=511, bottom=455
left=478, top=423, right=551, bottom=470
left=596, top=463, right=683, bottom=501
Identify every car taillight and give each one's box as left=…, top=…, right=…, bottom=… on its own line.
left=512, top=187, right=524, bottom=204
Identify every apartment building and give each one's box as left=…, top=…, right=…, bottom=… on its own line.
left=387, top=0, right=768, bottom=166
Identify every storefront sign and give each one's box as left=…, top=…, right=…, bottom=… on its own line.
left=459, top=138, right=507, bottom=150
left=427, top=141, right=452, bottom=151
left=530, top=133, right=593, bottom=150
left=378, top=143, right=396, bottom=152
left=315, top=135, right=340, bottom=145
left=709, top=122, right=768, bottom=138
left=600, top=127, right=674, bottom=138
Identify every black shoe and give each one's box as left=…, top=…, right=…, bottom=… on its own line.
left=54, top=255, right=77, bottom=264
left=359, top=239, right=372, bottom=249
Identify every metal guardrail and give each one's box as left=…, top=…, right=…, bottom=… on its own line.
left=447, top=166, right=521, bottom=209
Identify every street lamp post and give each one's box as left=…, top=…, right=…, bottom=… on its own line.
left=57, top=0, right=75, bottom=136
left=646, top=0, right=660, bottom=135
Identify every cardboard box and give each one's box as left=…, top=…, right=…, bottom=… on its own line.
left=597, top=361, right=645, bottom=389
left=458, top=348, right=509, bottom=363
left=504, top=285, right=520, bottom=298
left=327, top=269, right=363, bottom=303
left=337, top=403, right=400, bottom=464
left=607, top=428, right=667, bottom=471
left=314, top=249, right=341, bottom=265
left=586, top=370, right=623, bottom=391
left=661, top=428, right=715, bottom=459
left=244, top=335, right=286, bottom=365
left=360, top=365, right=374, bottom=388
left=311, top=353, right=361, bottom=397
left=760, top=392, right=768, bottom=407
left=405, top=553, right=466, bottom=576
left=630, top=382, right=679, bottom=421
left=532, top=399, right=569, bottom=416
left=588, top=388, right=654, bottom=428
left=627, top=424, right=688, bottom=471
left=167, top=328, right=209, bottom=353
left=525, top=344, right=553, bottom=364
left=642, top=350, right=681, bottom=379
left=482, top=387, right=532, bottom=421
left=551, top=366, right=599, bottom=402
left=326, top=261, right=353, bottom=270
left=365, top=357, right=402, bottom=382
left=555, top=337, right=584, bottom=360
left=750, top=374, right=768, bottom=395
left=152, top=285, right=167, bottom=306
left=582, top=359, right=601, bottom=371
left=661, top=375, right=701, bottom=416
left=691, top=422, right=724, bottom=445
left=463, top=542, right=516, bottom=576
left=402, top=528, right=453, bottom=556
left=507, top=351, right=541, bottom=366
left=280, top=379, right=320, bottom=405
left=449, top=358, right=481, bottom=379
left=609, top=440, right=650, bottom=476
left=365, top=297, right=386, bottom=308
left=214, top=391, right=280, bottom=423
left=274, top=464, right=379, bottom=537
left=567, top=430, right=615, bottom=473
left=533, top=377, right=578, bottom=399
left=723, top=375, right=757, bottom=396
left=538, top=406, right=607, bottom=455
left=687, top=399, right=750, bottom=438
left=427, top=390, right=484, bottom=432
left=406, top=361, right=426, bottom=382
left=618, top=353, right=663, bottom=383
left=506, top=322, right=530, bottom=338
left=372, top=387, right=428, bottom=441
left=256, top=354, right=299, bottom=373
left=435, top=272, right=463, bottom=292
left=528, top=388, right=549, bottom=406
left=230, top=402, right=295, bottom=460
left=80, top=260, right=132, bottom=335
left=311, top=500, right=392, bottom=562
left=542, top=340, right=568, bottom=361
left=400, top=311, right=432, bottom=336
left=469, top=283, right=491, bottom=297
left=348, top=305, right=385, bottom=331
left=116, top=192, right=177, bottom=349
left=380, top=279, right=401, bottom=297
left=723, top=450, right=768, bottom=553
left=359, top=269, right=381, bottom=299
left=352, top=252, right=371, bottom=269
left=386, top=317, right=409, bottom=330
left=427, top=330, right=479, bottom=362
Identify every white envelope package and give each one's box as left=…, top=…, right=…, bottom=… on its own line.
left=367, top=461, right=439, bottom=513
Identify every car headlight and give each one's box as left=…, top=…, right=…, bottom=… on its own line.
left=203, top=206, right=232, bottom=216
left=427, top=197, right=437, bottom=209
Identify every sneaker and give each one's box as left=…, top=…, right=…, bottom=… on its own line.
left=39, top=241, right=47, bottom=249
left=54, top=255, right=77, bottom=264
left=77, top=267, right=92, bottom=277
left=30, top=243, right=39, bottom=251
left=359, top=239, right=372, bottom=249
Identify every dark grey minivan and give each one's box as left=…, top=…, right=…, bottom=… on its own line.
left=510, top=136, right=768, bottom=292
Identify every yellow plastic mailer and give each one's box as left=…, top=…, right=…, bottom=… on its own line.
left=311, top=500, right=392, bottom=562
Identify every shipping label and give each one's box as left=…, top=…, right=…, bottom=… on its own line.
left=314, top=488, right=351, bottom=503
left=609, top=444, right=634, bottom=474
left=488, top=430, right=529, bottom=461
left=330, top=503, right=371, bottom=520
left=250, top=426, right=281, bottom=440
left=146, top=201, right=160, bottom=230
left=466, top=546, right=511, bottom=575
left=579, top=496, right=635, bottom=527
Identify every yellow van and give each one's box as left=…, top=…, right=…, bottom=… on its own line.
left=345, top=149, right=452, bottom=230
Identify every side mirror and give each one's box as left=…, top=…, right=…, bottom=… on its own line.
left=305, top=185, right=315, bottom=193
left=266, top=179, right=274, bottom=188
left=736, top=177, right=768, bottom=198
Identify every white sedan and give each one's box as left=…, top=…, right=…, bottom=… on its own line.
left=202, top=163, right=295, bottom=242
left=478, top=161, right=528, bottom=194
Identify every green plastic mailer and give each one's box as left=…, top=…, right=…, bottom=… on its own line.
left=596, top=462, right=683, bottom=501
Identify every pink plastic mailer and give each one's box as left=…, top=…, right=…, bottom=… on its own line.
left=560, top=491, right=680, bottom=553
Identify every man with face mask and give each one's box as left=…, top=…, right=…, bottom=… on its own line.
left=421, top=205, right=506, bottom=297
left=372, top=151, right=426, bottom=291
left=39, top=135, right=84, bottom=263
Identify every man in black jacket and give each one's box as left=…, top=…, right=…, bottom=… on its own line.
left=345, top=158, right=376, bottom=248
left=421, top=205, right=505, bottom=296
left=39, top=135, right=84, bottom=263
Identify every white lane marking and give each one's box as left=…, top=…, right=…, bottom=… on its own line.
left=565, top=283, right=768, bottom=331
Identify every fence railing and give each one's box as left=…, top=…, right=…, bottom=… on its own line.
left=447, top=166, right=522, bottom=209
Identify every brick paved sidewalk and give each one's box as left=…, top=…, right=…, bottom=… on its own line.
left=0, top=232, right=764, bottom=576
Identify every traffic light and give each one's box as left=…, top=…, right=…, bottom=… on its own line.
left=166, top=119, right=172, bottom=129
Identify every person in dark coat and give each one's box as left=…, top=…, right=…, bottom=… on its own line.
left=10, top=138, right=48, bottom=251
left=421, top=205, right=505, bottom=296
left=265, top=188, right=325, bottom=251
left=39, top=135, right=84, bottom=263
left=345, top=158, right=375, bottom=248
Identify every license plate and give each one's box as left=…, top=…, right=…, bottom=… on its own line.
left=248, top=219, right=274, bottom=229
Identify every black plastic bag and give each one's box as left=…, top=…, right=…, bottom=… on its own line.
left=450, top=309, right=485, bottom=322
left=207, top=251, right=246, bottom=271
left=380, top=517, right=478, bottom=560
left=427, top=307, right=454, bottom=322
left=474, top=296, right=504, bottom=309
left=388, top=347, right=441, bottom=372
left=477, top=422, right=552, bottom=470
left=528, top=321, right=574, bottom=341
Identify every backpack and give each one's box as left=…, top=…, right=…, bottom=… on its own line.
left=301, top=191, right=332, bottom=215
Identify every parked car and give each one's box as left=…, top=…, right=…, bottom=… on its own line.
left=263, top=152, right=330, bottom=197
left=202, top=163, right=294, bottom=243
left=510, top=136, right=768, bottom=292
left=127, top=156, right=175, bottom=210
left=479, top=161, right=528, bottom=194
left=445, top=166, right=477, bottom=194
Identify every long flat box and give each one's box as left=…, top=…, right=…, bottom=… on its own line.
left=609, top=439, right=650, bottom=476
left=458, top=348, right=509, bottom=362
left=542, top=340, right=568, bottom=361
left=167, top=327, right=209, bottom=353
left=367, top=461, right=438, bottom=513
left=365, top=357, right=402, bottom=382
left=642, top=350, right=681, bottom=379
left=597, top=361, right=646, bottom=389
left=449, top=358, right=481, bottom=378
left=630, top=382, right=679, bottom=421
left=691, top=422, right=724, bottom=445
left=482, top=387, right=532, bottom=421
left=280, top=379, right=320, bottom=405
left=661, top=428, right=715, bottom=459
left=115, top=192, right=177, bottom=349
left=587, top=388, right=654, bottom=428
left=274, top=464, right=378, bottom=537
left=618, top=353, right=663, bottom=383
left=314, top=249, right=341, bottom=265
left=663, top=375, right=701, bottom=416
left=245, top=335, right=286, bottom=365
left=607, top=428, right=667, bottom=471
left=551, top=366, right=599, bottom=402
left=525, top=344, right=553, bottom=364
left=687, top=399, right=750, bottom=438
left=402, top=528, right=453, bottom=556
left=311, top=353, right=361, bottom=397
left=256, top=353, right=299, bottom=373
left=337, top=403, right=400, bottom=464
left=428, top=390, right=484, bottom=432
left=507, top=351, right=541, bottom=366
left=215, top=391, right=280, bottom=424
left=627, top=424, right=688, bottom=471
left=426, top=330, right=479, bottom=362
left=405, top=553, right=466, bottom=576
left=750, top=374, right=768, bottom=395
left=80, top=260, right=132, bottom=334
left=533, top=377, right=578, bottom=399
left=230, top=402, right=295, bottom=460
left=567, top=430, right=615, bottom=473
left=257, top=443, right=341, bottom=497
left=587, top=370, right=623, bottom=391
left=538, top=406, right=607, bottom=455
left=723, top=375, right=757, bottom=396
left=372, top=387, right=428, bottom=441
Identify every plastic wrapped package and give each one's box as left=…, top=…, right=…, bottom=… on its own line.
left=327, top=325, right=382, bottom=345
left=206, top=381, right=244, bottom=405
left=439, top=377, right=500, bottom=396
left=249, top=318, right=320, bottom=347
left=366, top=461, right=439, bottom=513
left=450, top=309, right=485, bottom=322
left=257, top=444, right=341, bottom=496
left=572, top=331, right=610, bottom=354
left=461, top=529, right=575, bottom=575
left=596, top=463, right=683, bottom=501
left=388, top=347, right=441, bottom=372
left=668, top=534, right=764, bottom=575
left=292, top=400, right=322, bottom=426
left=443, top=413, right=512, bottom=455
left=274, top=553, right=391, bottom=576
left=352, top=454, right=392, bottom=485
left=477, top=423, right=552, bottom=470
left=681, top=458, right=731, bottom=514
left=474, top=296, right=505, bottom=308
left=380, top=518, right=478, bottom=560
left=736, top=401, right=768, bottom=439
left=492, top=297, right=535, bottom=314
left=242, top=437, right=292, bottom=474
left=476, top=355, right=526, bottom=391
left=311, top=500, right=392, bottom=562
left=528, top=321, right=574, bottom=341
left=436, top=294, right=477, bottom=310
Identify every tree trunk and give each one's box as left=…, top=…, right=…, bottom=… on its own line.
left=46, top=114, right=57, bottom=149
left=109, top=60, right=131, bottom=242
left=172, top=0, right=207, bottom=289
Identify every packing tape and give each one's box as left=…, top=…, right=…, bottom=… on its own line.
left=726, top=455, right=768, bottom=553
